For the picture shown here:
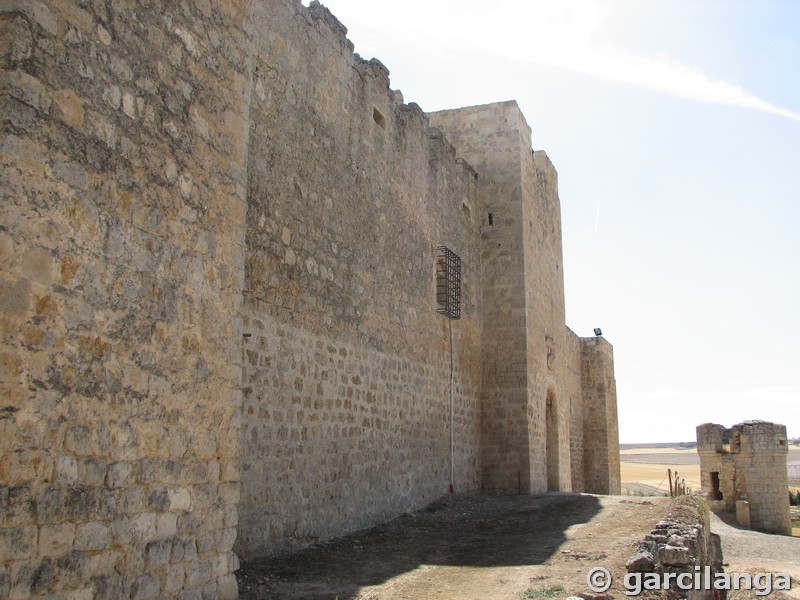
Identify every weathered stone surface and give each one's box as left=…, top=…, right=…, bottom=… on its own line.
left=628, top=499, right=723, bottom=599
left=74, top=521, right=110, bottom=551
left=697, top=421, right=792, bottom=535
left=625, top=549, right=656, bottom=572
left=217, top=573, right=240, bottom=600
left=1, top=0, right=620, bottom=596
left=145, top=538, right=172, bottom=570
left=1, top=0, right=249, bottom=595
left=657, top=544, right=691, bottom=566
left=0, top=525, right=36, bottom=560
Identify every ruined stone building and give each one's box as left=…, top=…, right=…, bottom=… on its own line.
left=697, top=421, right=791, bottom=535
left=1, top=0, right=620, bottom=597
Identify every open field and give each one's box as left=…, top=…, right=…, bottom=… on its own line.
left=621, top=460, right=701, bottom=496
left=620, top=447, right=800, bottom=497
left=619, top=447, right=800, bottom=464
left=620, top=447, right=698, bottom=454
left=621, top=447, right=702, bottom=495
left=620, top=451, right=700, bottom=466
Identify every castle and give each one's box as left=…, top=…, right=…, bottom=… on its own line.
left=0, top=1, right=619, bottom=597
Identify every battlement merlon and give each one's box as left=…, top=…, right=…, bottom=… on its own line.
left=696, top=423, right=727, bottom=453
left=307, top=0, right=349, bottom=42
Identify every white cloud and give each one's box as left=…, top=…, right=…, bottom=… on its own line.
left=525, top=43, right=800, bottom=122
left=470, top=0, right=800, bottom=122
left=323, top=0, right=800, bottom=122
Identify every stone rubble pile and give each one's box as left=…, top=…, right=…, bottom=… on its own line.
left=626, top=514, right=723, bottom=599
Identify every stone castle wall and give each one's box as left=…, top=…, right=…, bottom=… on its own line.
left=429, top=104, right=620, bottom=497
left=697, top=421, right=791, bottom=535
left=580, top=336, right=621, bottom=495
left=429, top=103, right=536, bottom=492
left=1, top=1, right=252, bottom=597
left=523, top=149, right=571, bottom=493
left=566, top=330, right=586, bottom=492
left=1, top=0, right=621, bottom=597
left=237, top=0, right=483, bottom=559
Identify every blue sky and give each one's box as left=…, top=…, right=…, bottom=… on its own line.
left=306, top=0, right=800, bottom=443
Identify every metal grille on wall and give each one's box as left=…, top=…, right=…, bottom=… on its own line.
left=436, top=246, right=461, bottom=320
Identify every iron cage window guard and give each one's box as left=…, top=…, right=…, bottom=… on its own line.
left=436, top=246, right=461, bottom=320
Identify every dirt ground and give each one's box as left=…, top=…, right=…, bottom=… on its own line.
left=236, top=493, right=675, bottom=600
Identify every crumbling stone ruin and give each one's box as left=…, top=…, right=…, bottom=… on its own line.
left=697, top=421, right=792, bottom=535
left=626, top=497, right=723, bottom=600
left=1, top=0, right=620, bottom=597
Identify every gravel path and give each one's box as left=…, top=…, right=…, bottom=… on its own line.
left=710, top=512, right=800, bottom=598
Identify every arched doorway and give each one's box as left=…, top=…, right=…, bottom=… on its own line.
left=546, top=388, right=559, bottom=491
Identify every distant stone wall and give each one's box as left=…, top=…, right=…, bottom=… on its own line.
left=566, top=329, right=585, bottom=492
left=237, top=0, right=483, bottom=559
left=697, top=421, right=791, bottom=535
left=1, top=1, right=251, bottom=597
left=429, top=105, right=620, bottom=496
left=564, top=330, right=621, bottom=495
left=580, top=337, right=621, bottom=495
left=525, top=150, right=571, bottom=493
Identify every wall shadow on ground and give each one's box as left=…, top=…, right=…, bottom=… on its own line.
left=237, top=492, right=602, bottom=599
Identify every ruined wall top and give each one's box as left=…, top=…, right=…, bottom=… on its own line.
left=697, top=421, right=788, bottom=455
left=696, top=423, right=727, bottom=453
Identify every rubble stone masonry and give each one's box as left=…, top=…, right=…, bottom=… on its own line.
left=429, top=104, right=537, bottom=493
left=697, top=421, right=791, bottom=535
left=1, top=1, right=621, bottom=597
left=238, top=0, right=482, bottom=558
left=1, top=1, right=251, bottom=597
left=580, top=336, right=621, bottom=495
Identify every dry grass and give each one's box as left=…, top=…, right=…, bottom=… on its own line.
left=621, top=447, right=702, bottom=496
left=621, top=461, right=701, bottom=494
left=620, top=447, right=697, bottom=455
left=621, top=447, right=797, bottom=500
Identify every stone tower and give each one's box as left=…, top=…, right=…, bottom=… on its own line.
left=429, top=103, right=620, bottom=496
left=697, top=421, right=791, bottom=535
